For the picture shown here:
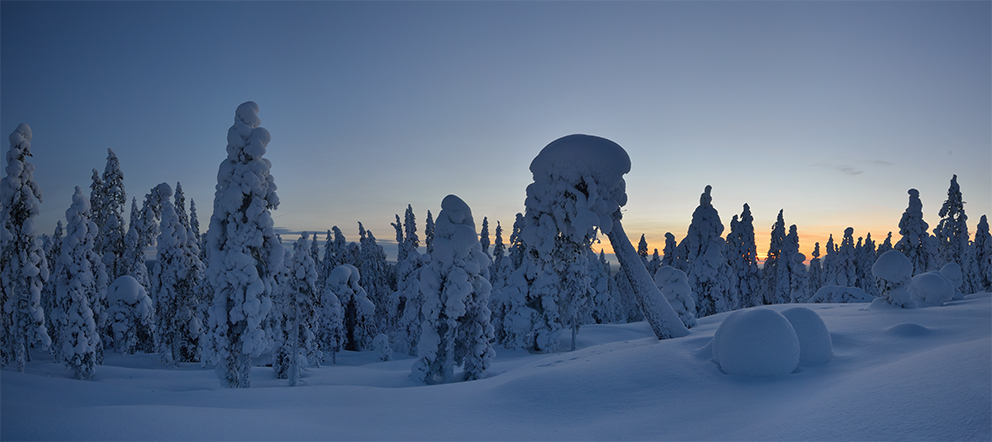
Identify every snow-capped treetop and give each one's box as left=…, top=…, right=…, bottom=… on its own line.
left=3, top=123, right=42, bottom=217
left=431, top=195, right=480, bottom=269
left=529, top=134, right=630, bottom=190
left=873, top=250, right=913, bottom=284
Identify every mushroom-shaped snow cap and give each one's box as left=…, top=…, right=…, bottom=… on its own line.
left=530, top=134, right=630, bottom=187
left=872, top=250, right=913, bottom=283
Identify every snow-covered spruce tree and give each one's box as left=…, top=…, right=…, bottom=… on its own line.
left=974, top=215, right=992, bottom=292
left=584, top=248, right=614, bottom=324
left=762, top=210, right=787, bottom=305
left=855, top=234, right=879, bottom=297
left=412, top=195, right=494, bottom=383
left=424, top=211, right=435, bottom=256
left=94, top=149, right=127, bottom=280
left=189, top=198, right=202, bottom=247
left=647, top=249, right=661, bottom=278
left=654, top=266, right=697, bottom=328
left=321, top=227, right=346, bottom=280
left=120, top=185, right=169, bottom=295
left=106, top=275, right=153, bottom=354
left=933, top=175, right=977, bottom=293
left=203, top=102, right=283, bottom=388
left=1, top=123, right=52, bottom=371
left=326, top=264, right=374, bottom=351
left=821, top=235, right=838, bottom=286
left=317, top=276, right=344, bottom=365
left=41, top=221, right=64, bottom=326
left=391, top=205, right=424, bottom=356
left=310, top=233, right=322, bottom=291
left=836, top=228, right=858, bottom=287
left=679, top=185, right=734, bottom=316
left=661, top=232, right=677, bottom=268
left=895, top=189, right=935, bottom=276
left=490, top=220, right=507, bottom=288
left=152, top=183, right=205, bottom=366
left=786, top=227, right=809, bottom=303
left=480, top=217, right=491, bottom=260
left=637, top=235, right=649, bottom=265
left=726, top=204, right=761, bottom=309
left=274, top=234, right=320, bottom=386
left=357, top=223, right=389, bottom=329
left=51, top=187, right=103, bottom=379
left=807, top=242, right=824, bottom=296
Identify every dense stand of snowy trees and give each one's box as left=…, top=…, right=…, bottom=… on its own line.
left=5, top=108, right=991, bottom=387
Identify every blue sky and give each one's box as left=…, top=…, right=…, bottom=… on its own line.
left=2, top=1, right=989, bottom=261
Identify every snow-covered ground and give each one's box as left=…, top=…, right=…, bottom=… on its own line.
left=3, top=294, right=989, bottom=441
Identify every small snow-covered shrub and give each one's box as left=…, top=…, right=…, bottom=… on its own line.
left=872, top=249, right=915, bottom=308
left=106, top=275, right=154, bottom=354
left=653, top=266, right=697, bottom=328
left=808, top=286, right=872, bottom=304
left=909, top=272, right=953, bottom=307
left=373, top=333, right=392, bottom=362
left=712, top=308, right=799, bottom=377
left=780, top=307, right=832, bottom=364
left=939, top=262, right=964, bottom=300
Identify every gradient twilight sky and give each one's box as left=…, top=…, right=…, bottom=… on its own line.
left=2, top=1, right=990, bottom=262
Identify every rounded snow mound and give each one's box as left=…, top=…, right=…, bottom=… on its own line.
left=780, top=307, right=832, bottom=364
left=872, top=250, right=913, bottom=283
left=939, top=262, right=964, bottom=300
left=885, top=322, right=931, bottom=337
left=329, top=264, right=360, bottom=286
left=9, top=123, right=31, bottom=145
left=529, top=134, right=630, bottom=188
left=910, top=272, right=953, bottom=306
left=712, top=308, right=800, bottom=377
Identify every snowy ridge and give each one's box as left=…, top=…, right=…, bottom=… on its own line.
left=4, top=293, right=988, bottom=440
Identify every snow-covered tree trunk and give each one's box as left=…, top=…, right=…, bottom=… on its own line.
left=1, top=123, right=52, bottom=371
left=203, top=102, right=282, bottom=388
left=607, top=217, right=690, bottom=339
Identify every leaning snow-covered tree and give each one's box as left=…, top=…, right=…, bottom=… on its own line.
left=51, top=187, right=104, bottom=380
left=504, top=135, right=689, bottom=351
left=152, top=183, right=205, bottom=366
left=202, top=102, right=283, bottom=388
left=1, top=123, right=52, bottom=372
left=412, top=195, right=494, bottom=384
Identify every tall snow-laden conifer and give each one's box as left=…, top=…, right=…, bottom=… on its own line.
left=413, top=195, right=494, bottom=383
left=327, top=264, right=374, bottom=351
left=391, top=205, right=423, bottom=355
left=424, top=211, right=435, bottom=256
left=152, top=183, right=204, bottom=366
left=808, top=242, right=823, bottom=296
left=95, top=149, right=127, bottom=280
left=274, top=234, right=320, bottom=386
left=974, top=215, right=992, bottom=292
left=855, top=234, right=879, bottom=296
left=762, top=210, right=787, bottom=304
left=480, top=217, right=491, bottom=260
left=784, top=225, right=808, bottom=303
left=726, top=204, right=760, bottom=309
left=934, top=175, right=976, bottom=293
left=680, top=186, right=733, bottom=316
left=895, top=189, right=935, bottom=276
left=1, top=123, right=51, bottom=371
left=51, top=187, right=103, bottom=379
left=41, top=221, right=64, bottom=327
left=637, top=235, right=649, bottom=265
left=661, top=232, right=677, bottom=268
left=877, top=232, right=893, bottom=257
left=358, top=223, right=389, bottom=329
left=203, top=102, right=283, bottom=388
